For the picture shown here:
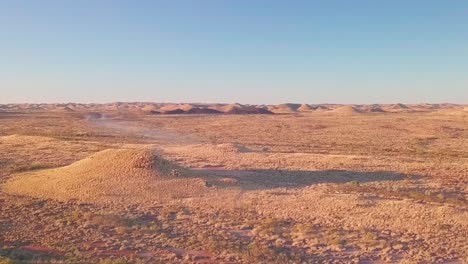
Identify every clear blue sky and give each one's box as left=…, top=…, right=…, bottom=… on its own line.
left=1, top=0, right=467, bottom=104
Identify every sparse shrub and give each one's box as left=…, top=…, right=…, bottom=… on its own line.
left=378, top=239, right=389, bottom=249
left=219, top=177, right=239, bottom=184
left=292, top=223, right=315, bottom=239
left=246, top=243, right=276, bottom=261
left=254, top=217, right=284, bottom=236
left=174, top=210, right=185, bottom=220
left=402, top=178, right=413, bottom=186
left=160, top=207, right=178, bottom=220
left=361, top=231, right=379, bottom=248
left=98, top=259, right=128, bottom=264
left=115, top=226, right=129, bottom=234
left=330, top=236, right=346, bottom=246
left=83, top=212, right=94, bottom=221
left=171, top=169, right=180, bottom=177
left=350, top=180, right=360, bottom=186
left=363, top=231, right=377, bottom=241
left=274, top=238, right=286, bottom=247
left=69, top=210, right=82, bottom=221
left=0, top=256, right=17, bottom=264
left=439, top=223, right=452, bottom=231
left=10, top=162, right=50, bottom=172
left=436, top=193, right=445, bottom=200
left=91, top=214, right=129, bottom=227
left=445, top=197, right=467, bottom=206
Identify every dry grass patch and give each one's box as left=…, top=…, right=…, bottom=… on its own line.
left=335, top=181, right=468, bottom=207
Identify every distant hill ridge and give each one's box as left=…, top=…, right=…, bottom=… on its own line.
left=0, top=103, right=465, bottom=115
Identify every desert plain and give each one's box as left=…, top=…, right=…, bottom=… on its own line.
left=0, top=102, right=467, bottom=263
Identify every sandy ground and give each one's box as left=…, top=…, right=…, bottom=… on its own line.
left=0, top=105, right=467, bottom=263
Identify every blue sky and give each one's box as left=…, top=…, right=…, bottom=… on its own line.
left=1, top=0, right=467, bottom=104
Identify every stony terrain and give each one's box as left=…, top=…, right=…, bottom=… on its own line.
left=0, top=103, right=467, bottom=263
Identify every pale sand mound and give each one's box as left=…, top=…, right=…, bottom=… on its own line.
left=383, top=103, right=410, bottom=112
left=391, top=103, right=409, bottom=109
left=437, top=108, right=468, bottom=116
left=219, top=104, right=273, bottom=114
left=297, top=104, right=314, bottom=112
left=268, top=103, right=300, bottom=113
left=370, top=106, right=385, bottom=113
left=313, top=105, right=330, bottom=112
left=220, top=103, right=244, bottom=113
left=154, top=104, right=226, bottom=115
left=159, top=104, right=195, bottom=112
left=3, top=148, right=208, bottom=205
left=154, top=107, right=222, bottom=115
left=140, top=104, right=158, bottom=113
left=364, top=105, right=385, bottom=113
left=52, top=106, right=75, bottom=112
left=185, top=107, right=222, bottom=114
left=331, top=105, right=363, bottom=115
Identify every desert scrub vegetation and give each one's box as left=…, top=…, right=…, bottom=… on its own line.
left=8, top=162, right=51, bottom=173
left=252, top=217, right=290, bottom=237
left=0, top=247, right=64, bottom=264
left=292, top=223, right=316, bottom=240
left=98, top=259, right=152, bottom=264
left=67, top=209, right=161, bottom=236
left=192, top=208, right=404, bottom=262
left=244, top=242, right=293, bottom=263
left=357, top=230, right=389, bottom=250
left=202, top=234, right=302, bottom=263
left=98, top=258, right=146, bottom=264
left=159, top=205, right=184, bottom=221
left=334, top=181, right=468, bottom=207
left=0, top=257, right=16, bottom=264
left=153, top=209, right=311, bottom=263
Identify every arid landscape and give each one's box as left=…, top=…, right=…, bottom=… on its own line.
left=0, top=102, right=467, bottom=264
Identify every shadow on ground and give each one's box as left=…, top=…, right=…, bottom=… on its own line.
left=192, top=168, right=413, bottom=190
left=0, top=242, right=65, bottom=263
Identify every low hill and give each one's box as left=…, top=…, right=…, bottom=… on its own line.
left=268, top=103, right=301, bottom=113
left=3, top=148, right=208, bottom=205
left=297, top=104, right=315, bottom=112
left=331, top=105, right=363, bottom=115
